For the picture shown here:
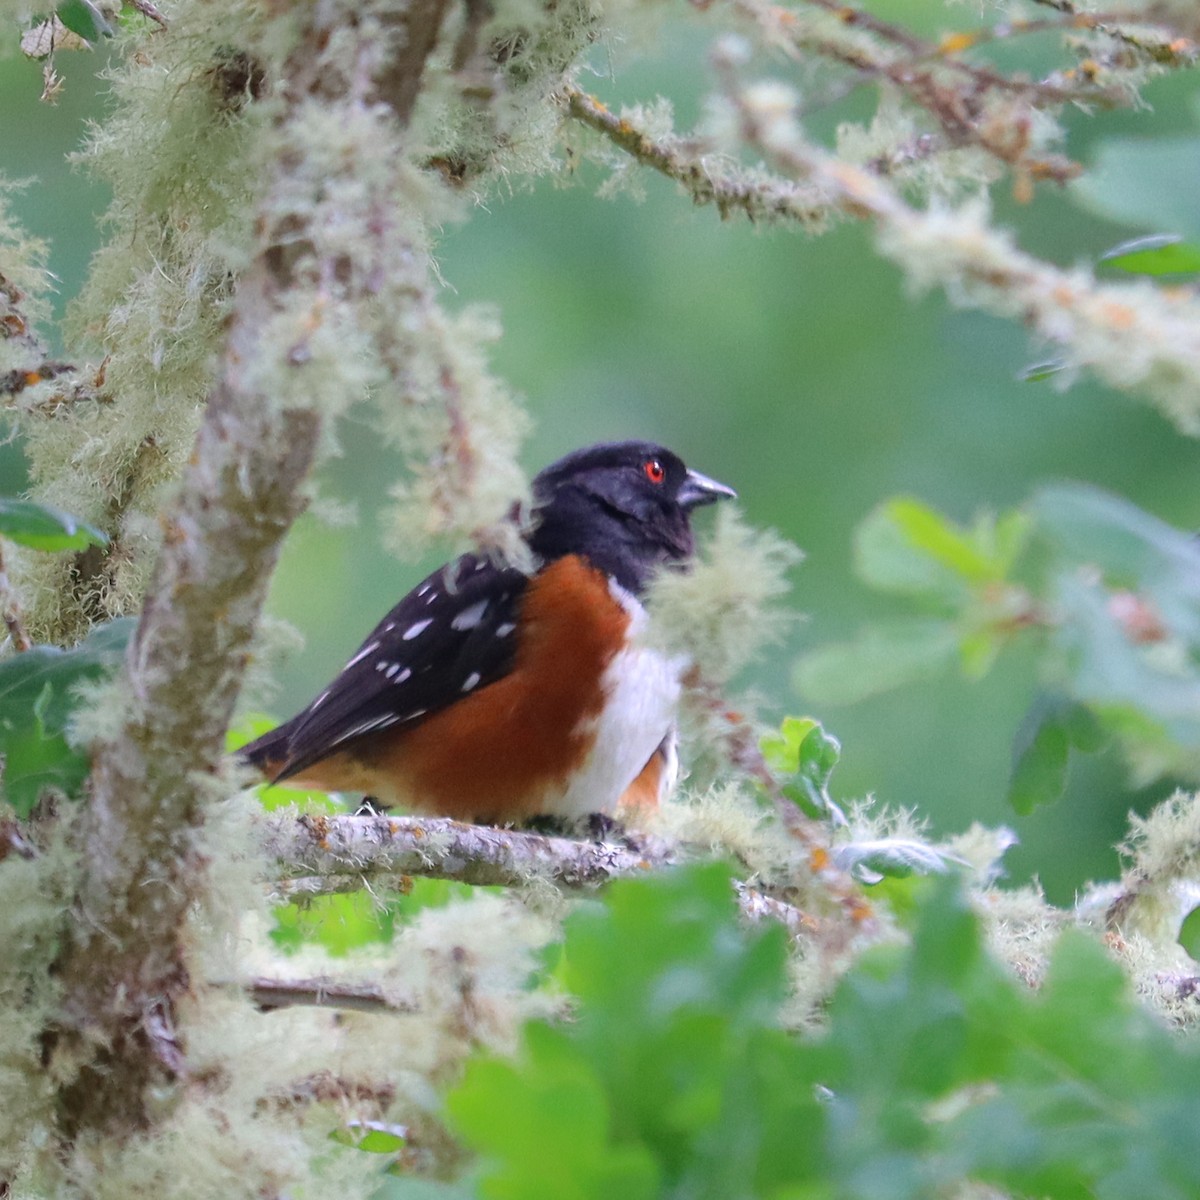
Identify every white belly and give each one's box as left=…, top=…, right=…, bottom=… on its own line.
left=554, top=641, right=683, bottom=818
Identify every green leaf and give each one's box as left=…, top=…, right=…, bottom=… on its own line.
left=0, top=618, right=134, bottom=816
left=1180, top=905, right=1200, bottom=961
left=449, top=865, right=821, bottom=1200
left=1099, top=234, right=1200, bottom=276
left=330, top=1121, right=408, bottom=1153
left=0, top=498, right=107, bottom=552
left=1018, top=358, right=1068, bottom=383
left=1032, top=481, right=1200, bottom=595
left=55, top=0, right=114, bottom=40
left=832, top=838, right=955, bottom=884
left=1008, top=708, right=1070, bottom=815
left=957, top=625, right=1002, bottom=680
left=886, top=498, right=1004, bottom=585
left=1032, top=483, right=1200, bottom=699
left=1073, top=135, right=1200, bottom=243
left=1049, top=569, right=1200, bottom=759
left=3, top=682, right=89, bottom=814
left=854, top=500, right=969, bottom=603
left=795, top=618, right=959, bottom=705
left=451, top=866, right=1200, bottom=1199
left=761, top=716, right=844, bottom=822
left=1008, top=694, right=1103, bottom=814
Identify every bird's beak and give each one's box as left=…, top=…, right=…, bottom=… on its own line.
left=678, top=467, right=737, bottom=509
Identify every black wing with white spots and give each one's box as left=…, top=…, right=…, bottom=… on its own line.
left=272, top=552, right=530, bottom=780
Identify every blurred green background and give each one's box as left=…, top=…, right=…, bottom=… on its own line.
left=4, top=9, right=1199, bottom=902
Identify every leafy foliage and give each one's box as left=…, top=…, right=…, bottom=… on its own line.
left=0, top=617, right=133, bottom=816
left=447, top=865, right=1200, bottom=1200
left=797, top=483, right=1200, bottom=809
left=761, top=715, right=845, bottom=823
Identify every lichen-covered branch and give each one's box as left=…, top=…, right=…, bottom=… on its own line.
left=267, top=812, right=678, bottom=893
left=564, top=87, right=828, bottom=223
left=730, top=0, right=1097, bottom=185
left=244, top=976, right=418, bottom=1015
left=1028, top=0, right=1199, bottom=65
left=1104, top=791, right=1200, bottom=936
left=48, top=0, right=458, bottom=1143
left=570, top=69, right=1200, bottom=432
left=713, top=67, right=1200, bottom=431
left=263, top=812, right=825, bottom=941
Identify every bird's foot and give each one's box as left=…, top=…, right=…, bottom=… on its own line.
left=519, top=811, right=637, bottom=848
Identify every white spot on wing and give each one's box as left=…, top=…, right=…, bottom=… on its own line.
left=462, top=672, right=481, bottom=692
left=332, top=713, right=400, bottom=745
left=495, top=622, right=516, bottom=638
left=402, top=619, right=432, bottom=641
left=394, top=667, right=412, bottom=684
left=451, top=600, right=488, bottom=631
left=417, top=583, right=431, bottom=597
left=346, top=640, right=380, bottom=668
left=385, top=663, right=402, bottom=679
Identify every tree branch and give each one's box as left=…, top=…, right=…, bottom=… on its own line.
left=263, top=812, right=823, bottom=940
left=711, top=61, right=1200, bottom=430
left=49, top=0, right=457, bottom=1143
left=266, top=813, right=678, bottom=893
left=564, top=87, right=827, bottom=224
left=243, top=977, right=419, bottom=1016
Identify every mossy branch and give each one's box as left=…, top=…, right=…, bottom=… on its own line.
left=564, top=87, right=827, bottom=223
left=570, top=66, right=1200, bottom=432
left=244, top=976, right=419, bottom=1016
left=263, top=812, right=820, bottom=937
left=48, top=0, right=457, bottom=1145
left=267, top=812, right=679, bottom=893
left=713, top=65, right=1200, bottom=431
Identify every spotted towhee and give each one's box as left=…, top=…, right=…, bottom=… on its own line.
left=242, top=441, right=735, bottom=823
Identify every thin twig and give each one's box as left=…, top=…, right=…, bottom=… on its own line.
left=564, top=87, right=826, bottom=223
left=240, top=977, right=418, bottom=1015
left=126, top=0, right=168, bottom=29
left=730, top=0, right=1089, bottom=182
left=1028, top=0, right=1198, bottom=66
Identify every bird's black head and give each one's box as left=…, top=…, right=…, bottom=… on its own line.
left=527, top=441, right=736, bottom=594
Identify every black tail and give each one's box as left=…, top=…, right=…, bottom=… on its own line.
left=239, top=718, right=297, bottom=779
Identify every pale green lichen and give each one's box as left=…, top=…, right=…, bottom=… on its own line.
left=647, top=505, right=802, bottom=686
left=0, top=180, right=52, bottom=375
left=0, top=836, right=78, bottom=1168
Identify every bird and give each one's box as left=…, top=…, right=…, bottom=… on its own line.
left=241, top=441, right=736, bottom=825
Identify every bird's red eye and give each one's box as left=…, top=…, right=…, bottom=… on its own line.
left=644, top=458, right=665, bottom=484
